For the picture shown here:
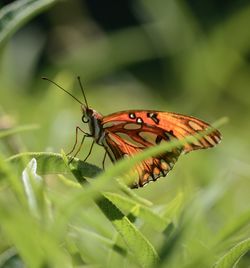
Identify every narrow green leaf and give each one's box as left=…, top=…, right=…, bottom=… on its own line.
left=70, top=225, right=127, bottom=256
left=214, top=238, right=250, bottom=268
left=104, top=192, right=167, bottom=232
left=96, top=196, right=159, bottom=267
left=160, top=192, right=184, bottom=222
left=0, top=0, right=57, bottom=46
left=215, top=211, right=250, bottom=244
left=21, top=158, right=42, bottom=217
left=0, top=248, right=17, bottom=267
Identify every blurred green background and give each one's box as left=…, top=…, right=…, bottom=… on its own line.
left=1, top=0, right=250, bottom=267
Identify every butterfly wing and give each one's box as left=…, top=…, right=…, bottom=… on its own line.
left=101, top=110, right=221, bottom=187
left=103, top=131, right=182, bottom=188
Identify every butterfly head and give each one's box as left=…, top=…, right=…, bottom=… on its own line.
left=81, top=105, right=104, bottom=142
left=81, top=105, right=102, bottom=122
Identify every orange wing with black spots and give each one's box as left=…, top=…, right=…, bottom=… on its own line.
left=101, top=110, right=221, bottom=188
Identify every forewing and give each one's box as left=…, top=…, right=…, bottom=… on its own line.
left=102, top=110, right=221, bottom=153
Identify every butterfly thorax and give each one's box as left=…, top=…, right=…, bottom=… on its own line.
left=82, top=106, right=105, bottom=145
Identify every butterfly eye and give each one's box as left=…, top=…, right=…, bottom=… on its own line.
left=82, top=115, right=89, bottom=123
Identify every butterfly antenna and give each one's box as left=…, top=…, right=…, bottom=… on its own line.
left=77, top=76, right=89, bottom=108
left=42, top=77, right=84, bottom=105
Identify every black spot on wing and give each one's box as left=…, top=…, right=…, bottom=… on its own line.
left=155, top=135, right=163, bottom=144
left=147, top=112, right=160, bottom=124
left=164, top=130, right=177, bottom=141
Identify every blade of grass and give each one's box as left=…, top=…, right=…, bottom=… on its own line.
left=96, top=196, right=159, bottom=267
left=104, top=192, right=167, bottom=232
left=0, top=0, right=57, bottom=46
left=214, top=211, right=250, bottom=246
left=69, top=225, right=127, bottom=257
left=160, top=192, right=184, bottom=224
left=0, top=247, right=17, bottom=267
left=214, top=238, right=250, bottom=268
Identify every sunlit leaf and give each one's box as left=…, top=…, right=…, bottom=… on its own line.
left=8, top=152, right=101, bottom=177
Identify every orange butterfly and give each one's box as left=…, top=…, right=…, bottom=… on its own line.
left=43, top=77, right=221, bottom=188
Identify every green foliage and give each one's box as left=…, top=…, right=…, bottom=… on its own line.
left=215, top=239, right=250, bottom=268
left=0, top=0, right=57, bottom=46
left=1, top=0, right=250, bottom=267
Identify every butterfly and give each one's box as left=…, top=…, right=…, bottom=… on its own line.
left=43, top=77, right=222, bottom=188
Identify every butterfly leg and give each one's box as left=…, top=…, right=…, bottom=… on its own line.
left=82, top=140, right=95, bottom=162
left=102, top=151, right=107, bottom=170
left=68, top=134, right=88, bottom=163
left=66, top=126, right=90, bottom=156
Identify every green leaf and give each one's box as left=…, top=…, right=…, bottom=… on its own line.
left=96, top=196, right=159, bottom=267
left=0, top=0, right=57, bottom=47
left=70, top=225, right=127, bottom=257
left=160, top=192, right=184, bottom=222
left=214, top=238, right=250, bottom=268
left=215, top=211, right=250, bottom=244
left=21, top=158, right=42, bottom=217
left=8, top=152, right=102, bottom=178
left=104, top=192, right=168, bottom=232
